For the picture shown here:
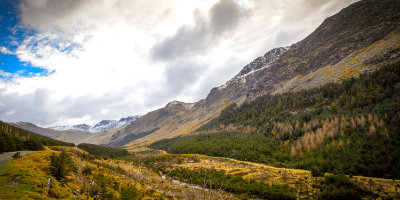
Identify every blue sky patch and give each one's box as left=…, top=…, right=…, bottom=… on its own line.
left=0, top=0, right=46, bottom=79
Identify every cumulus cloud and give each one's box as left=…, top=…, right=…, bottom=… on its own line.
left=0, top=0, right=358, bottom=126
left=152, top=0, right=247, bottom=61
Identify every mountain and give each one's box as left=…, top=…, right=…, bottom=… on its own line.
left=84, top=0, right=400, bottom=149
left=12, top=122, right=91, bottom=144
left=49, top=115, right=140, bottom=133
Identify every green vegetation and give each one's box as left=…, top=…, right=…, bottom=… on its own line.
left=50, top=151, right=76, bottom=181
left=12, top=152, right=22, bottom=159
left=0, top=147, right=163, bottom=199
left=120, top=186, right=142, bottom=200
left=77, top=143, right=130, bottom=158
left=0, top=121, right=75, bottom=153
left=150, top=62, right=400, bottom=179
left=167, top=168, right=296, bottom=200
left=316, top=174, right=373, bottom=200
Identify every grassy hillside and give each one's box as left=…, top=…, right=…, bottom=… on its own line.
left=1, top=145, right=398, bottom=199
left=0, top=147, right=163, bottom=199
left=77, top=143, right=129, bottom=158
left=150, top=62, right=400, bottom=179
left=0, top=121, right=75, bottom=153
left=131, top=151, right=398, bottom=199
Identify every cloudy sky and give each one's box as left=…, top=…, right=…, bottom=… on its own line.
left=0, top=0, right=357, bottom=127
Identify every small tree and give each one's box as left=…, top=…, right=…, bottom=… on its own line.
left=120, top=186, right=141, bottom=200
left=12, top=152, right=22, bottom=159
left=50, top=151, right=75, bottom=181
left=311, top=166, right=323, bottom=177
left=290, top=146, right=296, bottom=157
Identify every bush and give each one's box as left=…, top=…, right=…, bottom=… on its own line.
left=12, top=152, right=22, bottom=159
left=311, top=166, right=324, bottom=177
left=48, top=186, right=61, bottom=198
left=120, top=187, right=141, bottom=200
left=50, top=151, right=75, bottom=181
left=77, top=143, right=129, bottom=158
left=318, top=174, right=373, bottom=200
left=81, top=166, right=93, bottom=176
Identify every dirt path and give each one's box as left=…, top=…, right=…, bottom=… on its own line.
left=0, top=151, right=34, bottom=169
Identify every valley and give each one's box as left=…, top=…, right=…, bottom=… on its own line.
left=1, top=0, right=400, bottom=199
left=1, top=146, right=399, bottom=199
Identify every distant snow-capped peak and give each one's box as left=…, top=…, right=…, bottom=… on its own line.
left=49, top=115, right=140, bottom=133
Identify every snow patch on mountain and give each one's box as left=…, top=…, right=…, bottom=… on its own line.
left=49, top=115, right=140, bottom=133
left=218, top=46, right=290, bottom=89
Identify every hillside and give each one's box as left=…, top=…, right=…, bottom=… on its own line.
left=85, top=0, right=400, bottom=149
left=12, top=122, right=91, bottom=144
left=150, top=61, right=400, bottom=179
left=1, top=146, right=398, bottom=199
left=0, top=121, right=75, bottom=153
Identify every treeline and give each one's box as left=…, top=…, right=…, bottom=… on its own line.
left=167, top=168, right=296, bottom=200
left=208, top=63, right=400, bottom=129
left=77, top=143, right=129, bottom=158
left=150, top=62, right=400, bottom=179
left=316, top=174, right=374, bottom=200
left=0, top=121, right=75, bottom=153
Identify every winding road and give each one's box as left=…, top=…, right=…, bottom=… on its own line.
left=0, top=151, right=34, bottom=169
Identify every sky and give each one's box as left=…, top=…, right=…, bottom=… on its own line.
left=0, top=0, right=358, bottom=127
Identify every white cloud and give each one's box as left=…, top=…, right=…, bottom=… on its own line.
left=0, top=0, right=358, bottom=126
left=0, top=46, right=13, bottom=55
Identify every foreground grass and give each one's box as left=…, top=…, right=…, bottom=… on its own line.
left=1, top=147, right=399, bottom=199
left=0, top=147, right=162, bottom=200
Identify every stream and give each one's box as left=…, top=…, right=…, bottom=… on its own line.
left=159, top=171, right=209, bottom=191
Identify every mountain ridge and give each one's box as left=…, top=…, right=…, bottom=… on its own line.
left=49, top=115, right=140, bottom=133
left=108, top=0, right=400, bottom=149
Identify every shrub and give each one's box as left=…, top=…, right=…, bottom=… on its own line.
left=318, top=174, right=373, bottom=200
left=82, top=166, right=93, bottom=176
left=50, top=151, right=75, bottom=181
left=120, top=187, right=141, bottom=200
left=311, top=166, right=324, bottom=177
left=12, top=152, right=22, bottom=159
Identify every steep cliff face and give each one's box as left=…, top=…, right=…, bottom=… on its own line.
left=86, top=0, right=400, bottom=149
left=248, top=0, right=400, bottom=97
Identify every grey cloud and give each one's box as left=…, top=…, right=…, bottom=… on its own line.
left=142, top=60, right=206, bottom=107
left=0, top=87, right=146, bottom=126
left=209, top=0, right=246, bottom=34
left=152, top=0, right=247, bottom=61
left=0, top=88, right=57, bottom=125
left=19, top=0, right=89, bottom=31
left=165, top=60, right=205, bottom=94
left=151, top=12, right=210, bottom=61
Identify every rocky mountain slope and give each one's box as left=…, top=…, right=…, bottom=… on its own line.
left=84, top=0, right=400, bottom=149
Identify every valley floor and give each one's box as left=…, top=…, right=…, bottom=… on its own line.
left=1, top=147, right=399, bottom=199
